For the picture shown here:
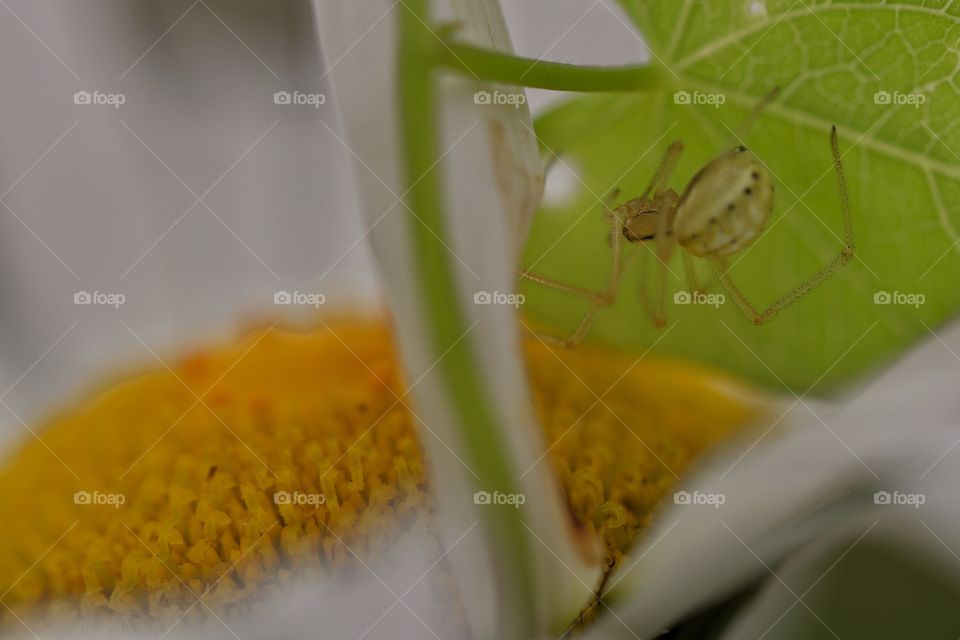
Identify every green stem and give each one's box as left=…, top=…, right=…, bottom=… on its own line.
left=437, top=41, right=666, bottom=92
left=397, top=10, right=665, bottom=637
left=397, top=3, right=537, bottom=637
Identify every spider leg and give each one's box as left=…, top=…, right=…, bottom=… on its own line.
left=730, top=86, right=781, bottom=143
left=527, top=248, right=640, bottom=349
left=710, top=126, right=853, bottom=326
left=681, top=250, right=702, bottom=294
left=635, top=246, right=657, bottom=319
left=646, top=142, right=685, bottom=325
left=633, top=237, right=677, bottom=327
left=640, top=141, right=684, bottom=201
left=520, top=139, right=686, bottom=344
left=680, top=252, right=722, bottom=295
left=650, top=214, right=677, bottom=326
left=520, top=189, right=624, bottom=306
left=520, top=192, right=632, bottom=348
left=630, top=208, right=679, bottom=327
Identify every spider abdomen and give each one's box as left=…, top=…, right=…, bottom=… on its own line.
left=673, top=148, right=774, bottom=257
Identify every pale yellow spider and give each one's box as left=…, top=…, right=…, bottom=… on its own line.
left=521, top=111, right=853, bottom=348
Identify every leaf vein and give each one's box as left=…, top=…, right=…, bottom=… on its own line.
left=675, top=2, right=956, bottom=70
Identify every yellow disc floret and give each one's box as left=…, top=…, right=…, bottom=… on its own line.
left=0, top=319, right=759, bottom=631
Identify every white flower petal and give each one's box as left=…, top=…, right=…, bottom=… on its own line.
left=592, top=321, right=960, bottom=637
left=718, top=516, right=960, bottom=639
left=313, top=1, right=601, bottom=635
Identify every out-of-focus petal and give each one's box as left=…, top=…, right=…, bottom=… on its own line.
left=313, top=1, right=602, bottom=635
left=717, top=516, right=960, bottom=639
left=591, top=321, right=960, bottom=638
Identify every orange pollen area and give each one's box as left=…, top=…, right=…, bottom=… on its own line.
left=0, top=319, right=759, bottom=631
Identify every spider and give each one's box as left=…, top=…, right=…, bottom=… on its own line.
left=520, top=99, right=854, bottom=348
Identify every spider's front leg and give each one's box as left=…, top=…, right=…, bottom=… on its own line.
left=520, top=193, right=633, bottom=348
left=520, top=139, right=686, bottom=345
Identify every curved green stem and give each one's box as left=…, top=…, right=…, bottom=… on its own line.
left=437, top=41, right=667, bottom=92
left=396, top=9, right=665, bottom=638
left=397, top=3, right=537, bottom=637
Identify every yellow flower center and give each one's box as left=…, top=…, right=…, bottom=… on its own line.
left=0, top=319, right=759, bottom=631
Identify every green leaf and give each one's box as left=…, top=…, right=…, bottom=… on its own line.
left=521, top=0, right=960, bottom=391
